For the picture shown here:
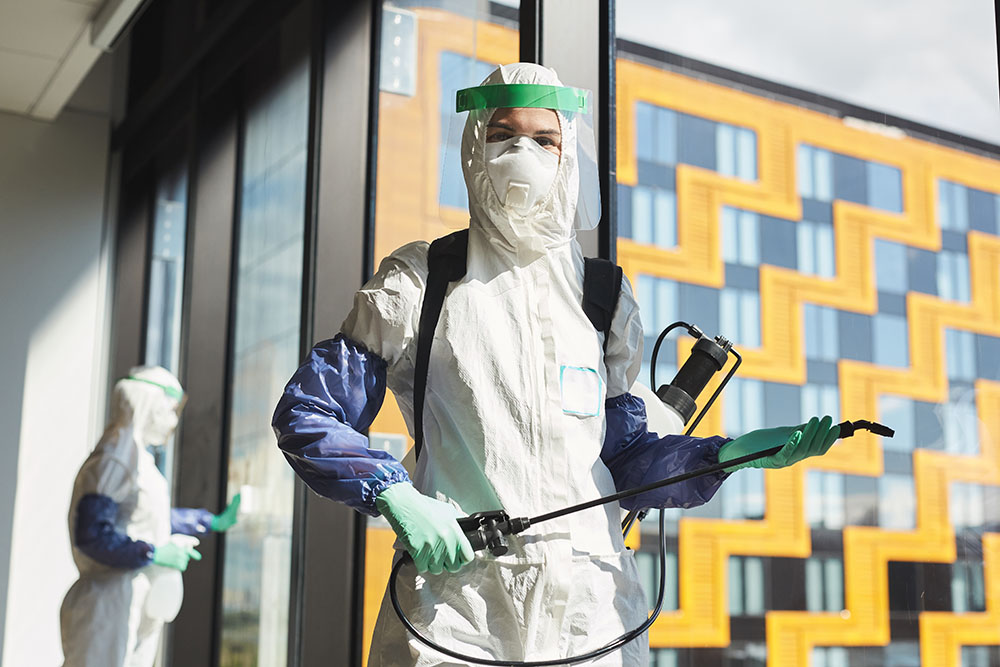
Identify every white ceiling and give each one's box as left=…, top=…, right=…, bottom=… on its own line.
left=0, top=0, right=105, bottom=118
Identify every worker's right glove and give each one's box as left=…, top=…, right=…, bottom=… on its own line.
left=152, top=541, right=202, bottom=572
left=375, top=483, right=475, bottom=575
left=210, top=493, right=241, bottom=532
left=718, top=415, right=840, bottom=473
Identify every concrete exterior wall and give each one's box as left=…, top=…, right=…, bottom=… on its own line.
left=0, top=73, right=113, bottom=665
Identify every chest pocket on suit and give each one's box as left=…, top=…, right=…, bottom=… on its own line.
left=560, top=365, right=602, bottom=417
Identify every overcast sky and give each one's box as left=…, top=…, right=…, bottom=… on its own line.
left=615, top=0, right=1000, bottom=145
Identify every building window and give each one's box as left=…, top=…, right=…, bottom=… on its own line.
left=952, top=560, right=987, bottom=613
left=650, top=648, right=679, bottom=667
left=630, top=185, right=676, bottom=248
left=798, top=144, right=833, bottom=202
left=951, top=482, right=985, bottom=530
left=878, top=395, right=915, bottom=453
left=873, top=313, right=909, bottom=368
left=939, top=179, right=970, bottom=231
left=802, top=383, right=839, bottom=422
left=806, top=557, right=844, bottom=612
left=635, top=101, right=677, bottom=165
left=874, top=239, right=908, bottom=294
left=878, top=473, right=916, bottom=530
left=720, top=288, right=761, bottom=348
left=725, top=377, right=765, bottom=436
left=637, top=101, right=757, bottom=179
left=721, top=467, right=765, bottom=520
left=808, top=471, right=846, bottom=529
left=716, top=123, right=757, bottom=180
left=937, top=250, right=971, bottom=302
left=729, top=556, right=766, bottom=615
left=942, top=393, right=980, bottom=455
left=867, top=161, right=904, bottom=213
left=946, top=330, right=977, bottom=381
left=812, top=647, right=850, bottom=667
left=804, top=304, right=839, bottom=362
left=721, top=207, right=760, bottom=266
left=439, top=52, right=494, bottom=210
left=797, top=220, right=836, bottom=277
left=635, top=550, right=677, bottom=612
left=961, top=646, right=1000, bottom=667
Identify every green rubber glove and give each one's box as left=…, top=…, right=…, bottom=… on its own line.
left=211, top=493, right=241, bottom=532
left=375, top=483, right=475, bottom=575
left=152, top=541, right=202, bottom=572
left=718, top=415, right=841, bottom=472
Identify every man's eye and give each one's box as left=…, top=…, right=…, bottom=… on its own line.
left=534, top=137, right=553, bottom=146
left=487, top=131, right=512, bottom=142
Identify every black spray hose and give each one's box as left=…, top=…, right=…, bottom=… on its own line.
left=389, top=419, right=894, bottom=666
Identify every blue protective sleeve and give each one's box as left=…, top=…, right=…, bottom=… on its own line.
left=171, top=508, right=214, bottom=536
left=600, top=393, right=731, bottom=511
left=74, top=493, right=155, bottom=569
left=272, top=334, right=411, bottom=516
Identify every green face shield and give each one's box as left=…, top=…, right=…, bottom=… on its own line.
left=445, top=81, right=601, bottom=231
left=455, top=83, right=590, bottom=114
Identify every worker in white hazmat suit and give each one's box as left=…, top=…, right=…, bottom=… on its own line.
left=61, top=366, right=241, bottom=667
left=273, top=63, right=839, bottom=665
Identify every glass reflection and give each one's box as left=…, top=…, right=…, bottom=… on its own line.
left=218, top=56, right=310, bottom=667
left=145, top=161, right=188, bottom=480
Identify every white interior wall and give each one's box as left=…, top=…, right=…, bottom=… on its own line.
left=0, top=60, right=113, bottom=667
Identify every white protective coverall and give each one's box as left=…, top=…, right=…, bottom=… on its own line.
left=60, top=367, right=181, bottom=667
left=358, top=63, right=649, bottom=665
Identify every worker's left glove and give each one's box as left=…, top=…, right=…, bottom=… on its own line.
left=210, top=493, right=241, bottom=532
left=718, top=415, right=840, bottom=473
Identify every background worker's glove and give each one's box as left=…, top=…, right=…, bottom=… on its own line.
left=375, top=483, right=475, bottom=575
left=718, top=416, right=840, bottom=473
left=152, top=541, right=202, bottom=572
left=210, top=493, right=241, bottom=532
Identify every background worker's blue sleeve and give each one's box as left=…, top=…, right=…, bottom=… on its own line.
left=74, top=494, right=154, bottom=569
left=170, top=508, right=214, bottom=536
left=272, top=334, right=411, bottom=516
left=600, top=392, right=731, bottom=511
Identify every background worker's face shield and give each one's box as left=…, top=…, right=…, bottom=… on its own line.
left=441, top=80, right=600, bottom=233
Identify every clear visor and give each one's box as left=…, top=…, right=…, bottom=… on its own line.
left=439, top=82, right=601, bottom=231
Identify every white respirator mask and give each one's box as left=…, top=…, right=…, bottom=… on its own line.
left=485, top=135, right=559, bottom=214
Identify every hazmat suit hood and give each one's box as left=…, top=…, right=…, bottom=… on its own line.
left=107, top=366, right=184, bottom=448
left=461, top=63, right=582, bottom=255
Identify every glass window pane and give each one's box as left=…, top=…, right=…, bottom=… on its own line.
left=798, top=144, right=814, bottom=198
left=867, top=161, right=903, bottom=212
left=722, top=207, right=739, bottom=263
left=874, top=239, right=908, bottom=293
left=219, top=54, right=310, bottom=667
left=633, top=186, right=653, bottom=244
left=145, top=158, right=189, bottom=481
left=654, top=189, right=677, bottom=247
left=717, top=123, right=735, bottom=177
left=737, top=128, right=757, bottom=180
left=814, top=148, right=833, bottom=202
left=739, top=211, right=759, bottom=264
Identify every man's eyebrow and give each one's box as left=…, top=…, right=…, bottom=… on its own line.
left=486, top=120, right=560, bottom=136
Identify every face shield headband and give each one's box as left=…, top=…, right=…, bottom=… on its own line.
left=124, top=375, right=188, bottom=414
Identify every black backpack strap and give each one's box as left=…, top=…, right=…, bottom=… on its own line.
left=583, top=257, right=623, bottom=352
left=413, top=229, right=469, bottom=461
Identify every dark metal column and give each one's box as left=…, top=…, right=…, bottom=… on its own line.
left=108, top=176, right=151, bottom=381
left=598, top=0, right=616, bottom=262
left=519, top=0, right=542, bottom=64
left=292, top=1, right=378, bottom=664
left=171, top=100, right=239, bottom=667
